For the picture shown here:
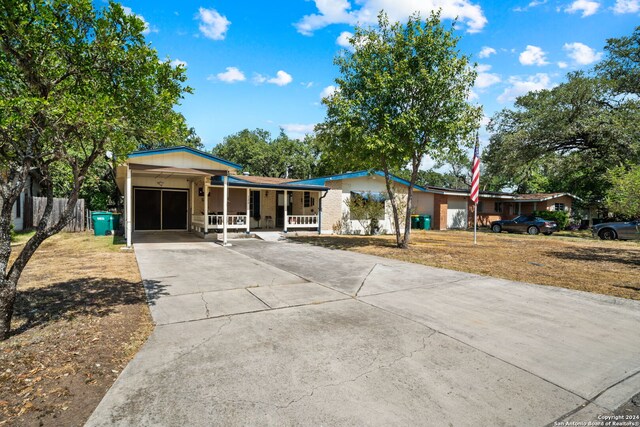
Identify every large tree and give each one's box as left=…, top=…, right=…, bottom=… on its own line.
left=605, top=165, right=640, bottom=219
left=212, top=128, right=322, bottom=179
left=597, top=25, right=640, bottom=96
left=318, top=11, right=480, bottom=248
left=485, top=26, right=640, bottom=210
left=485, top=72, right=640, bottom=206
left=0, top=0, right=191, bottom=339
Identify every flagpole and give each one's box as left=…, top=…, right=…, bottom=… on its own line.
left=474, top=202, right=477, bottom=245
left=471, top=132, right=480, bottom=246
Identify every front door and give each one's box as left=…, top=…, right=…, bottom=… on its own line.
left=275, top=191, right=293, bottom=228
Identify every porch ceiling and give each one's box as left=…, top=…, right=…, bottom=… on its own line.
left=128, top=163, right=230, bottom=177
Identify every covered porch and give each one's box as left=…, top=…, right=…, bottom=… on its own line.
left=193, top=176, right=327, bottom=235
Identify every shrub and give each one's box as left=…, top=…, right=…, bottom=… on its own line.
left=533, top=210, right=570, bottom=229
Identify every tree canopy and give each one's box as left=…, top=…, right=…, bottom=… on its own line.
left=318, top=11, right=481, bottom=247
left=212, top=128, right=322, bottom=179
left=0, top=0, right=191, bottom=338
left=605, top=165, right=640, bottom=219
left=485, top=26, right=640, bottom=214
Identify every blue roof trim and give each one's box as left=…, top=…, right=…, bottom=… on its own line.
left=292, top=170, right=427, bottom=192
left=128, top=146, right=242, bottom=170
left=209, top=181, right=329, bottom=191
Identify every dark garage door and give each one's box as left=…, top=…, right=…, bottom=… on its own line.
left=134, top=189, right=188, bottom=231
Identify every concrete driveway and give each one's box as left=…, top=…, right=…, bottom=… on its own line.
left=86, top=234, right=640, bottom=426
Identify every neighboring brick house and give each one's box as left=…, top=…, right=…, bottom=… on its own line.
left=412, top=188, right=578, bottom=230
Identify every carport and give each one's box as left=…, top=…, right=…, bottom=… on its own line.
left=115, top=146, right=241, bottom=247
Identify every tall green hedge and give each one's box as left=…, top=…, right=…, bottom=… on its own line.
left=533, top=210, right=570, bottom=229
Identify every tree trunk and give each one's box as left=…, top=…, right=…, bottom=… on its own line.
left=0, top=279, right=17, bottom=340
left=0, top=178, right=82, bottom=339
left=401, top=158, right=421, bottom=249
left=381, top=164, right=403, bottom=248
left=0, top=177, right=26, bottom=340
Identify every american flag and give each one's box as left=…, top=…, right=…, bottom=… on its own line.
left=470, top=137, right=480, bottom=205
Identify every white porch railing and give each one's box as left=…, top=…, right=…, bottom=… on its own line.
left=208, top=214, right=248, bottom=229
left=287, top=215, right=319, bottom=228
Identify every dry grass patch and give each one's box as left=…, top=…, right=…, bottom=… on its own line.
left=0, top=232, right=153, bottom=427
left=292, top=230, right=640, bottom=300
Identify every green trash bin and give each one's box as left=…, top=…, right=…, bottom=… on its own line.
left=91, top=211, right=120, bottom=236
left=411, top=215, right=420, bottom=229
left=421, top=214, right=431, bottom=231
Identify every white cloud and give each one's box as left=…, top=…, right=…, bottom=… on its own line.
left=122, top=6, right=157, bottom=35
left=281, top=123, right=316, bottom=139
left=613, top=0, right=640, bottom=13
left=565, top=0, right=600, bottom=16
left=169, top=59, right=187, bottom=68
left=197, top=7, right=230, bottom=40
left=214, top=67, right=246, bottom=83
left=563, top=42, right=602, bottom=65
left=475, top=64, right=501, bottom=88
left=478, top=46, right=497, bottom=58
left=252, top=73, right=267, bottom=84
left=557, top=61, right=568, bottom=68
left=467, top=89, right=479, bottom=102
left=294, top=0, right=487, bottom=35
left=498, top=73, right=553, bottom=103
left=320, top=85, right=337, bottom=99
left=301, top=82, right=314, bottom=88
left=336, top=31, right=354, bottom=48
left=267, top=70, right=293, bottom=86
left=514, top=0, right=548, bottom=12
left=519, top=45, right=549, bottom=66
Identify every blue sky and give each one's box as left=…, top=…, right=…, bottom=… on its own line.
left=120, top=0, right=640, bottom=153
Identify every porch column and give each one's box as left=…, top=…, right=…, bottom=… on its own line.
left=318, top=191, right=323, bottom=235
left=190, top=180, right=195, bottom=231
left=203, top=178, right=209, bottom=234
left=126, top=165, right=132, bottom=247
left=246, top=187, right=250, bottom=233
left=283, top=190, right=288, bottom=233
left=223, top=174, right=228, bottom=245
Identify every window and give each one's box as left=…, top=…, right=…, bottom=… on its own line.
left=349, top=192, right=386, bottom=220
left=250, top=191, right=261, bottom=220
left=303, top=191, right=314, bottom=208
left=494, top=202, right=503, bottom=213
left=477, top=201, right=484, bottom=213
left=554, top=203, right=565, bottom=211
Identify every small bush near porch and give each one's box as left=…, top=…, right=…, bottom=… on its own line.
left=0, top=233, right=153, bottom=426
left=291, top=230, right=640, bottom=301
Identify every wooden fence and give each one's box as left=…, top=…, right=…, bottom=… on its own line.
left=24, top=197, right=86, bottom=232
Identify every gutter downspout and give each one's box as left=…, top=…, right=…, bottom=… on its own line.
left=318, top=190, right=329, bottom=235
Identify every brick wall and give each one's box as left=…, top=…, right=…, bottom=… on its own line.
left=261, top=190, right=276, bottom=227
left=320, top=181, right=344, bottom=233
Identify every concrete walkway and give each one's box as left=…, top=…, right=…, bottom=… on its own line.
left=86, top=235, right=640, bottom=426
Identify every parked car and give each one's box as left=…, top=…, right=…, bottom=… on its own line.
left=490, top=215, right=558, bottom=235
left=592, top=220, right=640, bottom=240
